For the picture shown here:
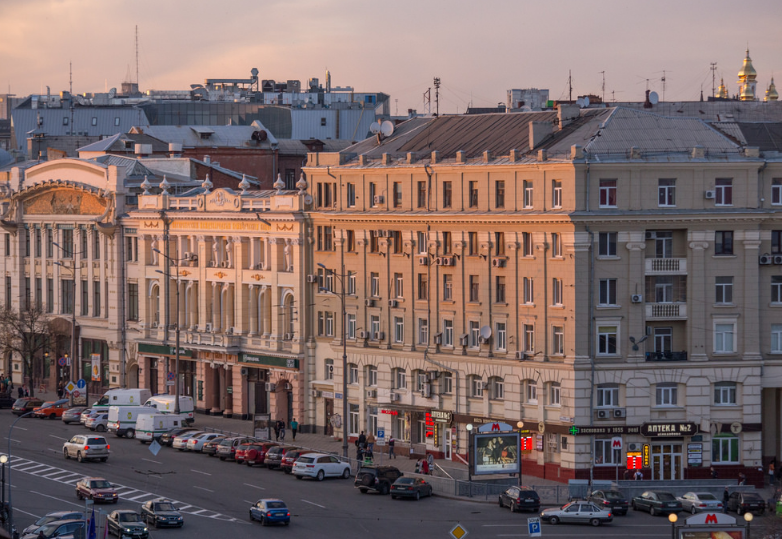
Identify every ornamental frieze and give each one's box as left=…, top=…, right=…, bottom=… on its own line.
left=23, top=188, right=107, bottom=215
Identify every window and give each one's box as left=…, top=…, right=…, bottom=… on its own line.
left=523, top=277, right=534, bottom=304
left=715, top=231, right=733, bottom=255
left=658, top=179, right=676, bottom=207
left=773, top=324, right=782, bottom=353
left=523, top=324, right=534, bottom=352
left=394, top=273, right=404, bottom=298
left=324, top=359, right=334, bottom=380
left=46, top=278, right=54, bottom=313
left=346, top=183, right=356, bottom=207
left=35, top=278, right=42, bottom=310
left=443, top=319, right=453, bottom=346
left=655, top=231, right=673, bottom=258
left=442, top=181, right=452, bottom=208
left=468, top=232, right=478, bottom=255
left=347, top=272, right=356, bottom=295
left=91, top=117, right=98, bottom=126
left=552, top=325, right=564, bottom=355
left=81, top=280, right=89, bottom=316
left=598, top=232, right=617, bottom=257
left=551, top=233, right=561, bottom=257
left=93, top=231, right=100, bottom=260
left=552, top=180, right=562, bottom=208
left=394, top=317, right=404, bottom=343
left=495, top=322, right=507, bottom=351
left=598, top=279, right=617, bottom=306
left=597, top=325, right=618, bottom=355
left=325, top=312, right=334, bottom=337
left=62, top=228, right=74, bottom=257
left=61, top=279, right=74, bottom=314
left=495, top=276, right=506, bottom=303
left=113, top=117, right=120, bottom=126
left=552, top=278, right=563, bottom=306
left=712, top=435, right=739, bottom=463
left=469, top=320, right=480, bottom=347
left=773, top=276, right=782, bottom=303
left=442, top=231, right=451, bottom=254
left=394, top=368, right=407, bottom=390
left=549, top=383, right=561, bottom=406
left=523, top=180, right=534, bottom=208
left=495, top=232, right=505, bottom=256
left=656, top=384, right=677, bottom=406
left=546, top=432, right=559, bottom=454
left=369, top=182, right=376, bottom=205
left=80, top=229, right=88, bottom=257
left=4, top=234, right=9, bottom=256
left=370, top=273, right=380, bottom=297
left=495, top=180, right=505, bottom=208
left=596, top=385, right=618, bottom=407
left=715, top=277, right=733, bottom=304
left=320, top=117, right=327, bottom=126
left=63, top=116, right=69, bottom=125
left=522, top=232, right=533, bottom=256
left=773, top=179, right=782, bottom=205
left=393, top=182, right=402, bottom=207
left=442, top=373, right=453, bottom=394
left=418, top=318, right=428, bottom=345
left=470, top=376, right=483, bottom=397
left=654, top=276, right=673, bottom=302
left=469, top=275, right=479, bottom=302
left=442, top=274, right=453, bottom=301
left=23, top=277, right=30, bottom=309
left=416, top=181, right=426, bottom=208
left=714, top=322, right=735, bottom=353
left=599, top=179, right=617, bottom=208
left=5, top=276, right=10, bottom=306
left=348, top=363, right=359, bottom=384
left=347, top=314, right=356, bottom=339
left=417, top=231, right=427, bottom=254
left=526, top=381, right=538, bottom=404
left=594, top=439, right=621, bottom=465
left=316, top=226, right=333, bottom=251
left=417, top=274, right=428, bottom=300
left=654, top=327, right=672, bottom=353
left=715, top=178, right=733, bottom=206
left=367, top=366, right=377, bottom=387
left=469, top=181, right=478, bottom=207
left=490, top=377, right=504, bottom=400
left=35, top=228, right=41, bottom=257
left=714, top=382, right=737, bottom=405
left=349, top=404, right=359, bottom=436
left=772, top=230, right=781, bottom=254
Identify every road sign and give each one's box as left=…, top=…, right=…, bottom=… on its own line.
left=65, top=381, right=76, bottom=393
left=149, top=439, right=162, bottom=456
left=528, top=517, right=542, bottom=537
left=166, top=381, right=175, bottom=387
left=167, top=372, right=176, bottom=381
left=58, top=357, right=67, bottom=367
left=377, top=429, right=385, bottom=439
left=76, top=379, right=86, bottom=389
left=72, top=390, right=80, bottom=398
left=611, top=437, right=622, bottom=449
left=449, top=523, right=469, bottom=539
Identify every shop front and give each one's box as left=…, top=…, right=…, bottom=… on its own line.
left=137, top=343, right=194, bottom=399
left=238, top=353, right=301, bottom=424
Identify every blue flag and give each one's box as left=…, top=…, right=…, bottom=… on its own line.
left=88, top=507, right=96, bottom=539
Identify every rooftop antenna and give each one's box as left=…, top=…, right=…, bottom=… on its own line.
left=135, top=25, right=139, bottom=87
left=395, top=98, right=398, bottom=116
left=661, top=70, right=667, bottom=102
left=69, top=61, right=74, bottom=132
left=599, top=71, right=605, bottom=103
left=710, top=62, right=718, bottom=98
left=433, top=77, right=441, bottom=117
left=423, top=87, right=431, bottom=116
left=568, top=70, right=573, bottom=102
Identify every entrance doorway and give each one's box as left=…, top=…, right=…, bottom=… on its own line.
left=324, top=399, right=334, bottom=436
left=444, top=427, right=452, bottom=460
left=651, top=442, right=683, bottom=480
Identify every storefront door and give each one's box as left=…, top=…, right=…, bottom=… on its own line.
left=444, top=428, right=452, bottom=460
left=651, top=443, right=683, bottom=480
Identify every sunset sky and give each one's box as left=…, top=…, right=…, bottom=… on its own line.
left=1, top=0, right=780, bottom=114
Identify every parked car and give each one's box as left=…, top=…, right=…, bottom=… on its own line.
left=106, top=510, right=149, bottom=538
left=22, top=511, right=84, bottom=536
left=186, top=432, right=223, bottom=452
left=541, top=501, right=613, bottom=526
left=12, top=397, right=43, bottom=416
left=498, top=486, right=541, bottom=513
left=678, top=492, right=723, bottom=514
left=248, top=499, right=291, bottom=526
left=63, top=434, right=110, bottom=463
left=0, top=391, right=15, bottom=408
left=215, top=437, right=254, bottom=461
left=243, top=442, right=279, bottom=466
left=293, top=453, right=352, bottom=481
left=172, top=431, right=205, bottom=450
left=76, top=477, right=118, bottom=503
left=263, top=446, right=296, bottom=470
left=20, top=519, right=85, bottom=539
left=281, top=449, right=314, bottom=474
left=62, top=407, right=87, bottom=425
left=587, top=490, right=630, bottom=516
left=86, top=413, right=109, bottom=432
left=632, top=491, right=682, bottom=516
left=726, top=491, right=765, bottom=515
left=140, top=498, right=184, bottom=528
left=354, top=465, right=402, bottom=494
left=33, top=401, right=69, bottom=419
left=390, top=477, right=434, bottom=500
left=201, top=436, right=226, bottom=457
left=80, top=408, right=98, bottom=425
left=159, top=427, right=198, bottom=447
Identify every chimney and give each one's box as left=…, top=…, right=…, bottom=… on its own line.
left=537, top=149, right=547, bottom=162
left=483, top=150, right=492, bottom=163
left=691, top=146, right=705, bottom=159
left=168, top=142, right=183, bottom=158
left=359, top=155, right=368, bottom=165
left=571, top=144, right=583, bottom=159
left=630, top=146, right=642, bottom=159
left=557, top=104, right=580, bottom=129
left=529, top=121, right=553, bottom=150
left=134, top=144, right=152, bottom=158
left=204, top=154, right=211, bottom=165
left=509, top=149, right=520, bottom=163
left=381, top=153, right=391, bottom=165
left=406, top=152, right=417, bottom=164
left=456, top=150, right=466, bottom=164
left=431, top=151, right=440, bottom=164
left=743, top=147, right=760, bottom=158
left=643, top=90, right=653, bottom=109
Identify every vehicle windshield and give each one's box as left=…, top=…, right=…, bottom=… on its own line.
left=39, top=523, right=73, bottom=538
left=266, top=502, right=286, bottom=509
left=119, top=514, right=142, bottom=523
left=154, top=503, right=177, bottom=512
left=657, top=493, right=676, bottom=501
left=96, top=395, right=109, bottom=405
left=13, top=399, right=28, bottom=407
left=697, top=493, right=717, bottom=500
left=604, top=492, right=623, bottom=500
left=395, top=478, right=415, bottom=484
left=743, top=493, right=763, bottom=501
left=91, top=480, right=111, bottom=489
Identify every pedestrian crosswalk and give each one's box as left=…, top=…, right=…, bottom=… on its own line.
left=3, top=454, right=238, bottom=522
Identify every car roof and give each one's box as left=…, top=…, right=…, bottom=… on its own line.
left=112, top=510, right=140, bottom=514
left=258, top=498, right=286, bottom=504
left=299, top=452, right=334, bottom=458
left=46, top=519, right=85, bottom=526
left=46, top=511, right=82, bottom=517
left=83, top=476, right=109, bottom=481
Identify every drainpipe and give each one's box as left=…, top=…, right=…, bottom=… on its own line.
left=758, top=160, right=768, bottom=208
left=586, top=225, right=596, bottom=488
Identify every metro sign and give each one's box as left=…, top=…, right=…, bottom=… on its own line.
left=611, top=437, right=622, bottom=449
left=686, top=512, right=736, bottom=525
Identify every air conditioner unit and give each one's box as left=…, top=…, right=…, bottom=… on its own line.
left=310, top=389, right=319, bottom=397
left=515, top=351, right=526, bottom=360
left=645, top=232, right=657, bottom=240
left=389, top=392, right=399, bottom=402
left=492, top=258, right=506, bottom=268
left=376, top=331, right=385, bottom=341
left=418, top=256, right=429, bottom=266
left=225, top=327, right=234, bottom=335
left=478, top=336, right=489, bottom=344
left=704, top=190, right=716, bottom=199
left=433, top=333, right=442, bottom=345
left=265, top=382, right=276, bottom=391
left=364, top=299, right=375, bottom=307
left=204, top=322, right=212, bottom=332
left=240, top=367, right=249, bottom=376
left=631, top=294, right=643, bottom=303
left=441, top=257, right=453, bottom=266
left=373, top=195, right=384, bottom=205
left=459, top=334, right=468, bottom=346
left=596, top=409, right=610, bottom=419
left=388, top=299, right=398, bottom=308
left=627, top=443, right=640, bottom=452
left=774, top=255, right=782, bottom=265
left=358, top=330, right=368, bottom=339
left=434, top=257, right=443, bottom=265
left=613, top=408, right=627, bottom=418
left=366, top=390, right=377, bottom=398
left=307, top=274, right=318, bottom=283
left=422, top=384, right=432, bottom=398
left=760, top=255, right=773, bottom=265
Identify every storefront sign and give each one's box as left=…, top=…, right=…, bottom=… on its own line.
left=568, top=425, right=641, bottom=436
left=687, top=443, right=703, bottom=467
left=321, top=391, right=334, bottom=399
left=239, top=353, right=299, bottom=369
left=478, top=422, right=514, bottom=433
left=425, top=412, right=435, bottom=438
left=139, top=343, right=194, bottom=358
left=430, top=410, right=453, bottom=423
left=640, top=422, right=697, bottom=437
left=381, top=409, right=399, bottom=416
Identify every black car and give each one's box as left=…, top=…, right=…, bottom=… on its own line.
left=354, top=465, right=403, bottom=495
left=22, top=511, right=84, bottom=536
left=727, top=491, right=765, bottom=515
left=0, top=391, right=15, bottom=408
left=201, top=436, right=225, bottom=457
left=390, top=477, right=434, bottom=500
left=632, top=490, right=682, bottom=516
left=159, top=427, right=198, bottom=447
left=588, top=489, right=630, bottom=516
left=498, top=486, right=541, bottom=512
left=12, top=397, right=43, bottom=416
left=107, top=510, right=149, bottom=538
left=20, top=519, right=85, bottom=539
left=140, top=498, right=184, bottom=528
left=264, top=446, right=297, bottom=470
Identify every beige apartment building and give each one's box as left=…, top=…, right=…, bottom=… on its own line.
left=304, top=106, right=782, bottom=484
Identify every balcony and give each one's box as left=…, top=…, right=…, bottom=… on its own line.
left=646, top=351, right=688, bottom=362
left=645, top=257, right=687, bottom=275
left=645, top=302, right=687, bottom=320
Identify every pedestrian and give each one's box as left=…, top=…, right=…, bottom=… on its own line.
left=421, top=458, right=429, bottom=475
left=358, top=430, right=366, bottom=448
left=415, top=459, right=422, bottom=474
left=723, top=487, right=730, bottom=513
left=427, top=453, right=434, bottom=474
left=273, top=420, right=280, bottom=441
left=290, top=418, right=298, bottom=441
left=738, top=472, right=746, bottom=486
left=388, top=436, right=395, bottom=459
left=770, top=461, right=776, bottom=487
left=623, top=468, right=631, bottom=480
left=710, top=466, right=718, bottom=479
left=17, top=386, right=23, bottom=399
left=366, top=432, right=375, bottom=453
left=57, top=381, right=64, bottom=399
left=356, top=444, right=364, bottom=463
left=634, top=469, right=643, bottom=481
left=279, top=422, right=286, bottom=441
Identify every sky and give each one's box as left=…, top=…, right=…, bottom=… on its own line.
left=1, top=0, right=781, bottom=115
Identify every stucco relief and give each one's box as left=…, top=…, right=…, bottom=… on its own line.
left=23, top=188, right=107, bottom=215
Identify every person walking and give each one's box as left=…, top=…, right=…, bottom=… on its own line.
left=723, top=487, right=730, bottom=513
left=366, top=432, right=375, bottom=453
left=388, top=436, right=395, bottom=459
left=421, top=458, right=429, bottom=475
left=57, top=381, right=64, bottom=399
left=358, top=431, right=367, bottom=448
left=17, top=386, right=23, bottom=399
left=710, top=466, right=718, bottom=479
left=273, top=420, right=280, bottom=441
left=426, top=453, right=434, bottom=474
left=290, top=418, right=298, bottom=441
left=770, top=461, right=776, bottom=487
left=278, top=420, right=286, bottom=441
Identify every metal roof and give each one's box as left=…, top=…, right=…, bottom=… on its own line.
left=614, top=100, right=782, bottom=122
left=275, top=139, right=353, bottom=156
left=713, top=121, right=782, bottom=152
left=77, top=132, right=170, bottom=154
left=136, top=123, right=277, bottom=149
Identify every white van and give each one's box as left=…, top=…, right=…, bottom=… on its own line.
left=92, top=389, right=152, bottom=412
left=143, top=395, right=194, bottom=423
left=107, top=406, right=155, bottom=439
left=136, top=414, right=186, bottom=443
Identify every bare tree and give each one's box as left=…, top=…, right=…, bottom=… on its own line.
left=0, top=304, right=54, bottom=397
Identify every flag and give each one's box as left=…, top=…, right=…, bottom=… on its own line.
left=88, top=507, right=96, bottom=539
left=103, top=512, right=109, bottom=539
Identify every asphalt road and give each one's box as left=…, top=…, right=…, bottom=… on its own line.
left=0, top=412, right=765, bottom=539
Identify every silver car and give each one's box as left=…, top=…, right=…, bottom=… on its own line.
left=63, top=434, right=110, bottom=462
left=86, top=413, right=109, bottom=432
left=678, top=492, right=723, bottom=514
left=541, top=501, right=613, bottom=526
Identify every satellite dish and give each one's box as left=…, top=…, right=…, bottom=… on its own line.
left=108, top=88, right=117, bottom=98
left=576, top=98, right=584, bottom=107
left=380, top=120, right=395, bottom=137
left=583, top=96, right=590, bottom=108
left=480, top=325, right=492, bottom=340
left=369, top=121, right=381, bottom=135
left=649, top=91, right=659, bottom=105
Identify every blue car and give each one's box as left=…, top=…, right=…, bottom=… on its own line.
left=249, top=499, right=291, bottom=526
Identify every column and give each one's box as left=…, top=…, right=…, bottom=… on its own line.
left=248, top=285, right=257, bottom=336
left=212, top=282, right=220, bottom=331
left=743, top=233, right=762, bottom=360
left=688, top=237, right=709, bottom=361
left=625, top=233, right=646, bottom=363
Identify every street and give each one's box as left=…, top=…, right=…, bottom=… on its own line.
left=0, top=412, right=762, bottom=539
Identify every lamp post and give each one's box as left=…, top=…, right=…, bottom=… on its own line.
left=517, top=421, right=524, bottom=487
left=744, top=510, right=753, bottom=539
left=466, top=423, right=474, bottom=498
left=6, top=398, right=69, bottom=532
left=0, top=454, right=7, bottom=531
left=317, top=262, right=348, bottom=460
left=668, top=512, right=678, bottom=539
left=53, top=259, right=80, bottom=407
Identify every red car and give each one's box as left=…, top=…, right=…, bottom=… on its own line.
left=244, top=442, right=279, bottom=467
left=281, top=449, right=315, bottom=474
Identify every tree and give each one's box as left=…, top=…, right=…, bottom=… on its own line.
left=0, top=304, right=55, bottom=397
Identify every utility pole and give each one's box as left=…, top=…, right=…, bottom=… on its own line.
left=423, top=88, right=431, bottom=116
left=433, top=77, right=441, bottom=117
left=661, top=70, right=667, bottom=103
left=568, top=70, right=572, bottom=102
left=599, top=71, right=605, bottom=103
left=710, top=62, right=718, bottom=98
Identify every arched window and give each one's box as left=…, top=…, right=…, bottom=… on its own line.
left=393, top=368, right=407, bottom=390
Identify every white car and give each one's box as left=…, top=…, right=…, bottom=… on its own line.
left=85, top=413, right=109, bottom=432
left=292, top=452, right=351, bottom=481
left=172, top=431, right=205, bottom=450
left=80, top=409, right=98, bottom=425
left=186, top=433, right=223, bottom=452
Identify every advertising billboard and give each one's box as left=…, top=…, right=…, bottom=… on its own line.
left=472, top=432, right=520, bottom=475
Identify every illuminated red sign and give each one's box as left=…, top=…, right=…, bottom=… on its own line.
left=425, top=412, right=435, bottom=438
left=521, top=436, right=534, bottom=451
left=626, top=454, right=642, bottom=470
left=381, top=409, right=398, bottom=416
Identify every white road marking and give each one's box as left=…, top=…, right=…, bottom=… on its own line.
left=301, top=499, right=326, bottom=509
left=193, top=486, right=214, bottom=493
left=190, top=509, right=209, bottom=515
left=5, top=438, right=20, bottom=443
left=142, top=458, right=162, bottom=464
left=49, top=434, right=67, bottom=441
left=48, top=448, right=61, bottom=453
left=30, top=491, right=83, bottom=508
left=243, top=500, right=254, bottom=505
left=128, top=493, right=156, bottom=501
left=191, top=469, right=211, bottom=475
left=243, top=483, right=265, bottom=490
left=13, top=507, right=41, bottom=518
left=14, top=427, right=27, bottom=431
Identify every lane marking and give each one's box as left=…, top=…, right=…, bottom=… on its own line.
left=190, top=509, right=209, bottom=515
left=30, top=491, right=83, bottom=508
left=191, top=469, right=211, bottom=476
left=193, top=486, right=214, bottom=493
left=5, top=438, right=20, bottom=443
left=13, top=508, right=41, bottom=518
left=128, top=493, right=156, bottom=501
left=49, top=434, right=67, bottom=441
left=243, top=500, right=254, bottom=505
left=243, top=483, right=265, bottom=490
left=142, top=458, right=162, bottom=464
left=301, top=499, right=326, bottom=509
left=14, top=427, right=27, bottom=431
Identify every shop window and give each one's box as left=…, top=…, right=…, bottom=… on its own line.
left=594, top=438, right=621, bottom=465
left=712, top=435, right=739, bottom=463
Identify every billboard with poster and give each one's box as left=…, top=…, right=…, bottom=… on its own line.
left=472, top=432, right=520, bottom=475
left=679, top=530, right=744, bottom=539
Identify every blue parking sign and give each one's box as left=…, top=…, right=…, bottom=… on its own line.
left=527, top=517, right=541, bottom=537
left=377, top=429, right=385, bottom=439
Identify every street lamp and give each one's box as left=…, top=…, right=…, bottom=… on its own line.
left=0, top=454, right=7, bottom=531
left=668, top=512, right=678, bottom=539
left=517, top=421, right=524, bottom=487
left=466, top=423, right=474, bottom=497
left=6, top=398, right=68, bottom=532
left=53, top=259, right=81, bottom=407
left=317, top=262, right=348, bottom=461
left=744, top=510, right=753, bottom=539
